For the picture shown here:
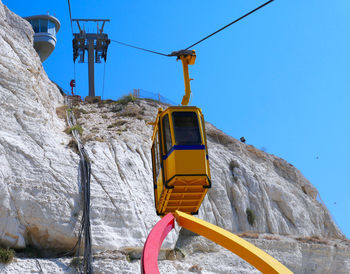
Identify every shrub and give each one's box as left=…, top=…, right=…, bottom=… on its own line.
left=263, top=234, right=279, bottom=240
left=107, top=120, right=127, bottom=129
left=116, top=94, right=136, bottom=105
left=246, top=145, right=266, bottom=160
left=111, top=105, right=122, bottom=113
left=229, top=160, right=239, bottom=171
left=56, top=106, right=68, bottom=120
left=91, top=127, right=99, bottom=133
left=0, top=248, right=15, bottom=264
left=122, top=111, right=137, bottom=117
left=101, top=99, right=114, bottom=104
left=188, top=264, right=203, bottom=273
left=77, top=108, right=88, bottom=115
left=237, top=232, right=259, bottom=239
left=67, top=107, right=86, bottom=119
left=246, top=208, right=255, bottom=226
left=174, top=247, right=185, bottom=258
left=296, top=236, right=329, bottom=245
left=67, top=139, right=79, bottom=153
left=64, top=125, right=83, bottom=135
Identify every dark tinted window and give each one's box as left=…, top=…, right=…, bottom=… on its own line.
left=40, top=19, right=48, bottom=32
left=31, top=20, right=39, bottom=33
left=172, top=112, right=201, bottom=145
left=153, top=131, right=161, bottom=178
left=162, top=114, right=172, bottom=154
left=48, top=20, right=56, bottom=35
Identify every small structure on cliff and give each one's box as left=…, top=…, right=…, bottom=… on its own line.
left=24, top=14, right=60, bottom=62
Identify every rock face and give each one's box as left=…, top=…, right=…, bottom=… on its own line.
left=0, top=1, right=349, bottom=273
left=198, top=123, right=337, bottom=237
left=0, top=1, right=81, bottom=251
left=73, top=99, right=343, bottom=247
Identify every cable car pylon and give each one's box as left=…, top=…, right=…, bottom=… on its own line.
left=72, top=18, right=110, bottom=101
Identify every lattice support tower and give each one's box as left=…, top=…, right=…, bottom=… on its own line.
left=72, top=19, right=110, bottom=97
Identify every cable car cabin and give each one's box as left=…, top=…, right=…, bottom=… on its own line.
left=151, top=106, right=211, bottom=216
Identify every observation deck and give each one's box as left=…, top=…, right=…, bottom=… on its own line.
left=24, top=14, right=60, bottom=62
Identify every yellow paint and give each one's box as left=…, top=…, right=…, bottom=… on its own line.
left=164, top=149, right=207, bottom=179
left=174, top=211, right=293, bottom=274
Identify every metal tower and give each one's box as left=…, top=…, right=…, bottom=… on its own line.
left=72, top=19, right=110, bottom=98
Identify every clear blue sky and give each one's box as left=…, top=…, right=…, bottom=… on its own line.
left=4, top=0, right=350, bottom=238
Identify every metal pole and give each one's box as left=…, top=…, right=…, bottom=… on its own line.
left=88, top=39, right=95, bottom=97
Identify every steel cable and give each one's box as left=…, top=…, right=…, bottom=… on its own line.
left=110, top=0, right=274, bottom=56
left=66, top=97, right=93, bottom=273
left=68, top=0, right=74, bottom=35
left=183, top=0, right=274, bottom=50
left=110, top=39, right=169, bottom=57
left=102, top=62, right=106, bottom=100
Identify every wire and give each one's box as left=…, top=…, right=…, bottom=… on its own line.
left=110, top=1, right=274, bottom=57
left=184, top=0, right=274, bottom=50
left=102, top=62, right=106, bottom=99
left=110, top=39, right=169, bottom=57
left=66, top=98, right=93, bottom=274
left=73, top=62, right=77, bottom=96
left=68, top=0, right=73, bottom=35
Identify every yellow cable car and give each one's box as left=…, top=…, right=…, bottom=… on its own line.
left=151, top=106, right=211, bottom=215
left=150, top=50, right=211, bottom=215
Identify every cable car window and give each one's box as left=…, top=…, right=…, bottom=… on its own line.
left=172, top=112, right=201, bottom=145
left=154, top=132, right=160, bottom=178
left=151, top=143, right=156, bottom=182
left=201, top=114, right=209, bottom=153
left=162, top=114, right=172, bottom=154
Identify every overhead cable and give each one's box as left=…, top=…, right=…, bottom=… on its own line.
left=184, top=0, right=275, bottom=50
left=102, top=62, right=106, bottom=99
left=67, top=0, right=74, bottom=35
left=110, top=39, right=169, bottom=57
left=110, top=0, right=274, bottom=57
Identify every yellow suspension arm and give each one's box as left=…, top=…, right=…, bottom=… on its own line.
left=171, top=49, right=196, bottom=106
left=180, top=51, right=196, bottom=105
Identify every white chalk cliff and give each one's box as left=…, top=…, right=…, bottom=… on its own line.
left=0, top=1, right=349, bottom=273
